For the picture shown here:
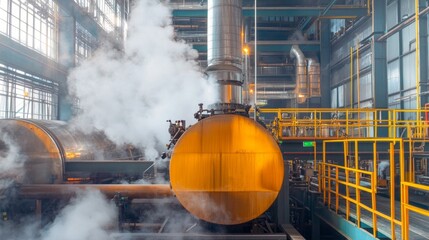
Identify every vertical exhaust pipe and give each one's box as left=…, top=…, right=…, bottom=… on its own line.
left=206, top=0, right=244, bottom=112
left=308, top=57, right=321, bottom=97
left=290, top=45, right=308, bottom=104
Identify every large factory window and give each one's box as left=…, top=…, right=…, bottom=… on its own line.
left=0, top=0, right=58, bottom=60
left=74, top=0, right=123, bottom=38
left=75, top=21, right=97, bottom=64
left=0, top=64, right=58, bottom=119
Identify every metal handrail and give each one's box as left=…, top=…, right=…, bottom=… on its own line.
left=320, top=139, right=402, bottom=239
left=254, top=108, right=429, bottom=140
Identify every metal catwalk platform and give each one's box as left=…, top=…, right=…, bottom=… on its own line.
left=330, top=192, right=429, bottom=239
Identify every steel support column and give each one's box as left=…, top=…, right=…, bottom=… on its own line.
left=320, top=20, right=331, bottom=108
left=57, top=8, right=76, bottom=121
left=418, top=0, right=428, bottom=105
left=311, top=194, right=321, bottom=240
left=398, top=2, right=405, bottom=111
left=372, top=0, right=388, bottom=136
left=276, top=161, right=290, bottom=225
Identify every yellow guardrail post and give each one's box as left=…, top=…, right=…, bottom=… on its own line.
left=399, top=139, right=407, bottom=239
left=345, top=141, right=350, bottom=220
left=313, top=142, right=317, bottom=169
left=328, top=166, right=332, bottom=208
left=323, top=140, right=327, bottom=204
left=389, top=141, right=396, bottom=239
left=371, top=141, right=377, bottom=237
left=335, top=165, right=339, bottom=213
left=354, top=140, right=361, bottom=228
left=318, top=138, right=421, bottom=239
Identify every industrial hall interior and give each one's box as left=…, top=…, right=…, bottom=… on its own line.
left=1, top=0, right=429, bottom=239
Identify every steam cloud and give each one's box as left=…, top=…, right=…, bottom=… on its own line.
left=68, top=0, right=217, bottom=159
left=0, top=189, right=117, bottom=240
left=41, top=190, right=117, bottom=240
left=2, top=1, right=216, bottom=238
left=0, top=131, right=26, bottom=189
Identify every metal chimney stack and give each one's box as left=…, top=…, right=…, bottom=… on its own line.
left=206, top=0, right=244, bottom=112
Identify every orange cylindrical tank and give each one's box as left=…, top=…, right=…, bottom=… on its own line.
left=170, top=114, right=284, bottom=225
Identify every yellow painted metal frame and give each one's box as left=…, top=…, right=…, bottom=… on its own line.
left=321, top=138, right=402, bottom=239
left=257, top=108, right=429, bottom=140
left=320, top=138, right=429, bottom=240
left=400, top=138, right=429, bottom=240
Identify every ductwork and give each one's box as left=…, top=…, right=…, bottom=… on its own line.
left=206, top=0, right=243, bottom=110
left=308, top=57, right=321, bottom=97
left=290, top=45, right=308, bottom=104
left=257, top=91, right=296, bottom=100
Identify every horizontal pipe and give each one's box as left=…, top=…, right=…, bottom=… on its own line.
left=256, top=83, right=296, bottom=89
left=64, top=160, right=154, bottom=174
left=378, top=6, right=429, bottom=42
left=257, top=91, right=296, bottom=100
left=18, top=184, right=172, bottom=199
left=110, top=233, right=287, bottom=240
left=258, top=63, right=294, bottom=67
left=247, top=40, right=320, bottom=46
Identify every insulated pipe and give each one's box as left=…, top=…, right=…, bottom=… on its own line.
left=18, top=184, right=172, bottom=199
left=307, top=57, right=321, bottom=97
left=290, top=45, right=308, bottom=103
left=206, top=0, right=243, bottom=109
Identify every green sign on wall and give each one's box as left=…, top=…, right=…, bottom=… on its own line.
left=303, top=141, right=315, bottom=147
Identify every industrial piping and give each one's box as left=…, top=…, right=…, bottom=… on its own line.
left=290, top=45, right=308, bottom=104
left=307, top=57, right=321, bottom=97
left=18, top=184, right=172, bottom=199
left=206, top=0, right=243, bottom=111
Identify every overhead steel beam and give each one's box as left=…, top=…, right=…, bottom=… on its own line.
left=299, top=0, right=338, bottom=31
left=56, top=0, right=121, bottom=48
left=172, top=6, right=368, bottom=18
left=0, top=34, right=67, bottom=83
left=192, top=41, right=320, bottom=52
left=56, top=0, right=103, bottom=39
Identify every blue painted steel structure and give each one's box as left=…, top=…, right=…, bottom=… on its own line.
left=172, top=6, right=368, bottom=18
left=418, top=0, right=428, bottom=105
left=372, top=0, right=388, bottom=137
left=0, top=34, right=67, bottom=83
left=192, top=41, right=320, bottom=53
left=314, top=205, right=377, bottom=240
left=320, top=20, right=331, bottom=108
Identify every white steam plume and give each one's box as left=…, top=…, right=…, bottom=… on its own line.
left=0, top=131, right=26, bottom=188
left=0, top=189, right=117, bottom=240
left=41, top=190, right=117, bottom=240
left=68, top=0, right=217, bottom=159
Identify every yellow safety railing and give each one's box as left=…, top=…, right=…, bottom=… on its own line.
left=255, top=108, right=429, bottom=140
left=320, top=138, right=429, bottom=239
left=320, top=138, right=403, bottom=239
left=401, top=139, right=429, bottom=240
